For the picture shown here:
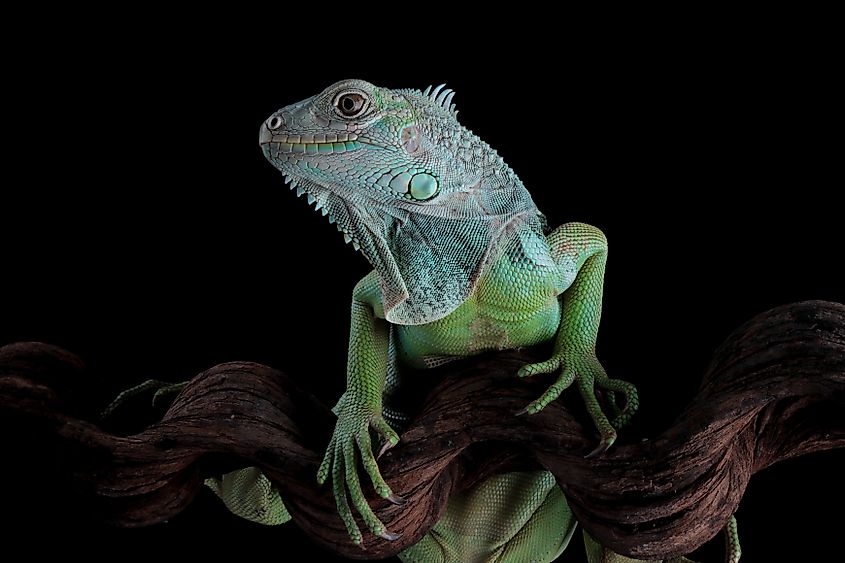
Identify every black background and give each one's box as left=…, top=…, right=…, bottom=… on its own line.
left=1, top=11, right=842, bottom=562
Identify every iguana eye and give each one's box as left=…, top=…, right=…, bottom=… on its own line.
left=334, top=92, right=369, bottom=118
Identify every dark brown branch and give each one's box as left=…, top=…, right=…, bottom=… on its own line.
left=1, top=300, right=843, bottom=559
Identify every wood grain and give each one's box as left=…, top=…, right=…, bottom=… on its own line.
left=1, top=300, right=843, bottom=559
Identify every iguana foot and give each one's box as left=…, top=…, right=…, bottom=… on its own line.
left=316, top=395, right=402, bottom=545
left=100, top=379, right=187, bottom=418
left=517, top=351, right=638, bottom=454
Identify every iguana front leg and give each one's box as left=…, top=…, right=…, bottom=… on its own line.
left=518, top=222, right=639, bottom=455
left=316, top=271, right=403, bottom=544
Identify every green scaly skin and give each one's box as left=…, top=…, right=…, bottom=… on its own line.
left=255, top=80, right=738, bottom=562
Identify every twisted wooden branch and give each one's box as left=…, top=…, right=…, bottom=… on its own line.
left=1, top=301, right=843, bottom=559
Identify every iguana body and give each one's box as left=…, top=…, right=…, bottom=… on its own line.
left=219, top=80, right=739, bottom=562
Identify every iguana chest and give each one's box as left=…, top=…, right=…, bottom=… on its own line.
left=396, top=233, right=572, bottom=369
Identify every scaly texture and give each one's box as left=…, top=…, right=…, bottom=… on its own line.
left=205, top=467, right=290, bottom=526
left=257, top=80, right=702, bottom=561
left=400, top=471, right=576, bottom=563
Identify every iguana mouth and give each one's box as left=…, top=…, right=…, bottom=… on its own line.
left=260, top=131, right=365, bottom=155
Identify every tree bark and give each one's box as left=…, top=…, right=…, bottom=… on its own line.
left=1, top=300, right=843, bottom=560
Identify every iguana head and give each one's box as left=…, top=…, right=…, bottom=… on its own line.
left=260, top=79, right=541, bottom=324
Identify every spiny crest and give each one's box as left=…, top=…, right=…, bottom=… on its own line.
left=421, top=83, right=458, bottom=115
left=280, top=173, right=361, bottom=251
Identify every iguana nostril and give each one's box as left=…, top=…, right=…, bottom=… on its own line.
left=267, top=116, right=283, bottom=130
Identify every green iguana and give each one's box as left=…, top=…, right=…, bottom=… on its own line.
left=114, top=80, right=738, bottom=562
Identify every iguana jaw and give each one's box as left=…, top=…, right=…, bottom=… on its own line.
left=258, top=128, right=366, bottom=156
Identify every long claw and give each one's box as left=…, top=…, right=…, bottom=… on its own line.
left=387, top=493, right=406, bottom=506
left=372, top=416, right=400, bottom=460
left=379, top=530, right=402, bottom=541
left=515, top=399, right=545, bottom=417
left=377, top=439, right=394, bottom=459
left=585, top=437, right=614, bottom=459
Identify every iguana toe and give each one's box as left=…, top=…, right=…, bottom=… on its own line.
left=585, top=435, right=616, bottom=459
